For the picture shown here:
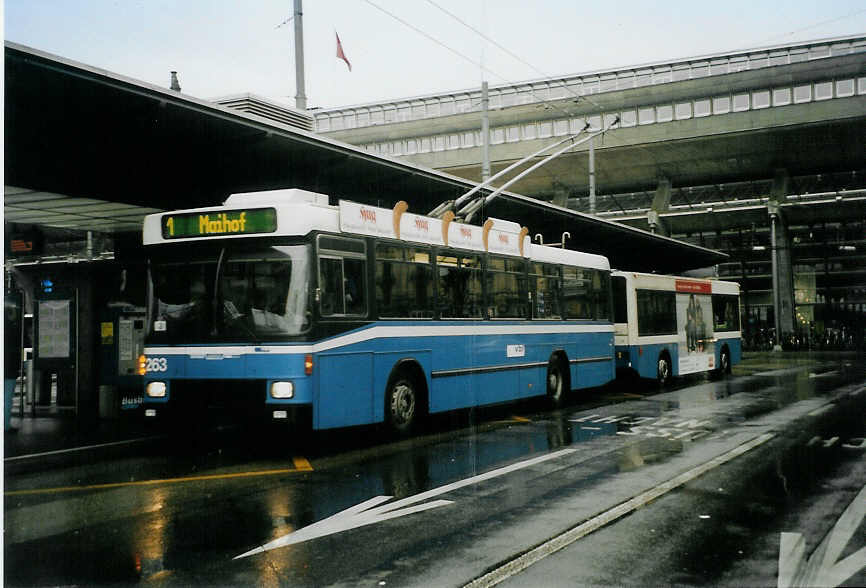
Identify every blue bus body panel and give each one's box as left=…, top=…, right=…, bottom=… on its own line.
left=317, top=352, right=374, bottom=428
left=615, top=343, right=679, bottom=380
left=145, top=321, right=614, bottom=429
left=143, top=350, right=314, bottom=405
left=617, top=335, right=741, bottom=381
left=424, top=327, right=613, bottom=412
left=716, top=335, right=742, bottom=366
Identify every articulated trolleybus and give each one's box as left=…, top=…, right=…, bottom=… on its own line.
left=611, top=271, right=741, bottom=385
left=140, top=188, right=615, bottom=433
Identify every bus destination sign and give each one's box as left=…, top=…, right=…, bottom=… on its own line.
left=161, top=208, right=277, bottom=239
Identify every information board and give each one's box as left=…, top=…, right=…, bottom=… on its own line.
left=37, top=299, right=71, bottom=359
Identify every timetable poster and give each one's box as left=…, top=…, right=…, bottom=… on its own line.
left=38, top=299, right=71, bottom=359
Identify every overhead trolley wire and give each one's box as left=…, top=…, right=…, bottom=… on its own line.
left=422, top=0, right=676, bottom=205
left=361, top=0, right=631, bottom=214
left=361, top=0, right=593, bottom=121
left=754, top=8, right=866, bottom=45
left=422, top=0, right=607, bottom=114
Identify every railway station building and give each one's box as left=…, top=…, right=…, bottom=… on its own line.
left=313, top=35, right=866, bottom=351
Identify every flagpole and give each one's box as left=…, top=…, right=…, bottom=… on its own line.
left=293, top=0, right=307, bottom=110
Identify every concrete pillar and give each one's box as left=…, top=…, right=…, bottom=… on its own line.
left=648, top=177, right=671, bottom=236
left=769, top=169, right=795, bottom=347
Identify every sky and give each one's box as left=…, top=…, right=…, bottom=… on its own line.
left=4, top=0, right=866, bottom=111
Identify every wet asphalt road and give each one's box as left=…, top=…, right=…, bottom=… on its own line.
left=4, top=352, right=865, bottom=587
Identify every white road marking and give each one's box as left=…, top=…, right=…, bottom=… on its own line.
left=809, top=371, right=839, bottom=379
left=233, top=448, right=576, bottom=559
left=148, top=322, right=614, bottom=358
left=754, top=368, right=807, bottom=377
left=464, top=432, right=775, bottom=588
left=777, top=482, right=866, bottom=588
left=3, top=435, right=163, bottom=462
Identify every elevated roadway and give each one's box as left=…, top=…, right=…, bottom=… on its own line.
left=318, top=36, right=866, bottom=200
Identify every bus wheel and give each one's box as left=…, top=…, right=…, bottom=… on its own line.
left=547, top=358, right=567, bottom=408
left=719, top=346, right=731, bottom=376
left=386, top=372, right=418, bottom=435
left=657, top=353, right=672, bottom=387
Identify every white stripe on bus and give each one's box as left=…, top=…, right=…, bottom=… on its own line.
left=144, top=323, right=614, bottom=357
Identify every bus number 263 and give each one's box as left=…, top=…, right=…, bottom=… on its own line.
left=146, top=357, right=168, bottom=372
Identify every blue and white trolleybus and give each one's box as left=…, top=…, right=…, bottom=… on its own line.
left=612, top=271, right=741, bottom=385
left=139, top=189, right=615, bottom=433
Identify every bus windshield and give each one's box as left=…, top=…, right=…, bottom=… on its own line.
left=147, top=243, right=311, bottom=342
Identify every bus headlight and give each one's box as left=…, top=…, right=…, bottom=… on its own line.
left=146, top=381, right=167, bottom=398
left=270, top=381, right=294, bottom=399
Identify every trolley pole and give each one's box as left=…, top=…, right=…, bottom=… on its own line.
left=481, top=81, right=490, bottom=183
left=588, top=136, right=596, bottom=214
left=293, top=0, right=307, bottom=111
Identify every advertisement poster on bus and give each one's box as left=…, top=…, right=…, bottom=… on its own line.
left=675, top=280, right=715, bottom=375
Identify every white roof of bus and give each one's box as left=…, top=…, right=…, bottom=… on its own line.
left=142, top=189, right=609, bottom=270
left=528, top=242, right=609, bottom=270
left=142, top=189, right=339, bottom=245
left=611, top=270, right=739, bottom=294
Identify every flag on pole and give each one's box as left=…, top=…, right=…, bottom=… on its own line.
left=336, top=32, right=352, bottom=71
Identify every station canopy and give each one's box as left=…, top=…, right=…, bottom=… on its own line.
left=4, top=42, right=726, bottom=273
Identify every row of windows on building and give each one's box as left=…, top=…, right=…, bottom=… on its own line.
left=314, top=39, right=866, bottom=132
left=318, top=236, right=611, bottom=321
left=356, top=77, right=866, bottom=157
left=587, top=174, right=865, bottom=216
left=678, top=222, right=865, bottom=256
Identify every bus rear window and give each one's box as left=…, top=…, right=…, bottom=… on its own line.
left=712, top=294, right=740, bottom=331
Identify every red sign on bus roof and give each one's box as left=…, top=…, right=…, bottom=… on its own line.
left=675, top=279, right=711, bottom=294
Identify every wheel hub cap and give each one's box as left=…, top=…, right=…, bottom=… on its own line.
left=392, top=384, right=414, bottom=424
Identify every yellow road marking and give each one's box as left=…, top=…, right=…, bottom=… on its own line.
left=6, top=457, right=314, bottom=497
left=511, top=416, right=531, bottom=422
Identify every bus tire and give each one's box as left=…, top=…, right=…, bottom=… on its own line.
left=718, top=346, right=731, bottom=376
left=547, top=355, right=569, bottom=408
left=386, top=368, right=423, bottom=436
left=657, top=352, right=672, bottom=387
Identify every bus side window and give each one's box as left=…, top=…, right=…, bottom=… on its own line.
left=343, top=258, right=366, bottom=315
left=530, top=263, right=562, bottom=319
left=319, top=257, right=343, bottom=316
left=591, top=270, right=611, bottom=320
left=562, top=267, right=591, bottom=320
left=317, top=235, right=367, bottom=318
left=487, top=256, right=526, bottom=319
left=436, top=252, right=482, bottom=319
left=319, top=257, right=367, bottom=317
